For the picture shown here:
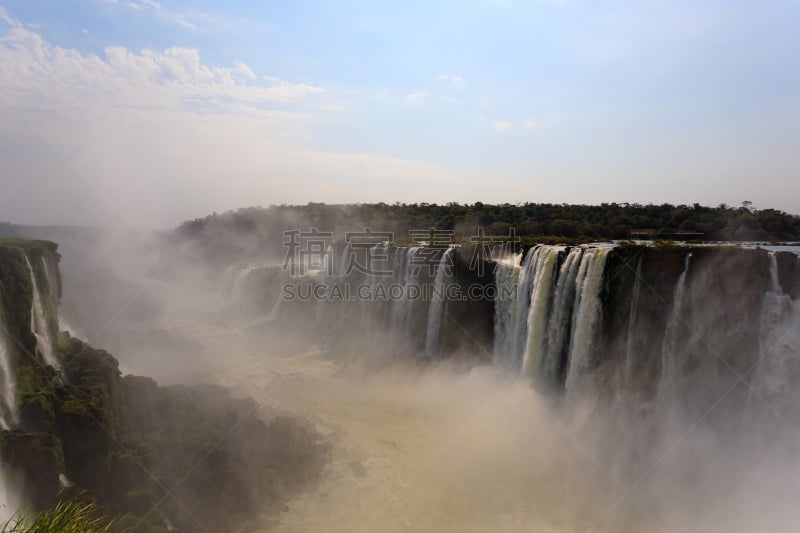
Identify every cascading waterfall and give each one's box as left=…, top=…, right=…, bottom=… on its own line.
left=424, top=247, right=454, bottom=357
left=522, top=246, right=564, bottom=378
left=40, top=256, right=57, bottom=302
left=624, top=255, right=644, bottom=382
left=752, top=253, right=798, bottom=404
left=564, top=247, right=610, bottom=391
left=218, top=264, right=241, bottom=299
left=230, top=265, right=257, bottom=303
left=658, top=252, right=691, bottom=398
left=26, top=256, right=58, bottom=368
left=265, top=292, right=283, bottom=321
left=390, top=247, right=421, bottom=339
left=313, top=245, right=339, bottom=328
left=540, top=247, right=584, bottom=382
left=338, top=243, right=352, bottom=278
left=0, top=323, right=15, bottom=430
left=506, top=247, right=540, bottom=369
left=493, top=253, right=522, bottom=364
left=360, top=244, right=386, bottom=334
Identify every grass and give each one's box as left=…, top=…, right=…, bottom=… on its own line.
left=0, top=501, right=116, bottom=533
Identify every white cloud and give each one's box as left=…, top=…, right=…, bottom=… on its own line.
left=175, top=19, right=197, bottom=30
left=117, top=0, right=201, bottom=30
left=0, top=16, right=484, bottom=227
left=437, top=73, right=464, bottom=89
left=0, top=6, right=21, bottom=28
left=0, top=31, right=325, bottom=112
left=404, top=74, right=465, bottom=107
left=491, top=119, right=538, bottom=131
left=405, top=91, right=428, bottom=105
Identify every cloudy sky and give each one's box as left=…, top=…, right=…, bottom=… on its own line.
left=1, top=0, right=798, bottom=227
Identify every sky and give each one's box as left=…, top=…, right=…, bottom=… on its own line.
left=0, top=0, right=798, bottom=227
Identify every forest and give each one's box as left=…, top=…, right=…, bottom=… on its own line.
left=175, top=201, right=800, bottom=244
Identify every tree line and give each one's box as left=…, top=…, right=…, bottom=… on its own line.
left=176, top=202, right=800, bottom=243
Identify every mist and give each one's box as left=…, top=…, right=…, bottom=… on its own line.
left=2, top=0, right=800, bottom=529
left=23, top=217, right=797, bottom=532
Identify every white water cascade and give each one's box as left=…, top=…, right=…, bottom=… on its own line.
left=0, top=322, right=15, bottom=429
left=658, top=252, right=691, bottom=398
left=752, top=253, right=800, bottom=407
left=508, top=248, right=539, bottom=367
left=624, top=255, right=644, bottom=382
left=564, top=247, right=610, bottom=391
left=26, top=256, right=58, bottom=368
left=493, top=253, right=522, bottom=364
left=522, top=246, right=564, bottom=378
left=390, top=247, right=421, bottom=340
left=424, top=247, right=454, bottom=357
left=494, top=246, right=541, bottom=370
left=218, top=264, right=241, bottom=299
left=540, top=247, right=584, bottom=382
left=493, top=244, right=614, bottom=386
left=230, top=265, right=258, bottom=304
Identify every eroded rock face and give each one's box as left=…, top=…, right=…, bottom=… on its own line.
left=598, top=245, right=772, bottom=416
left=0, top=430, right=63, bottom=509
left=0, top=240, right=331, bottom=531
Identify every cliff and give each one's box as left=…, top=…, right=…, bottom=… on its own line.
left=0, top=240, right=330, bottom=531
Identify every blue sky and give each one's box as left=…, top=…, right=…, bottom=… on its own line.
left=0, top=0, right=799, bottom=226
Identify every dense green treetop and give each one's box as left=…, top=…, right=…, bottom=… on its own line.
left=175, top=201, right=800, bottom=245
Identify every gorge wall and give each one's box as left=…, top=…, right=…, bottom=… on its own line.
left=0, top=239, right=330, bottom=531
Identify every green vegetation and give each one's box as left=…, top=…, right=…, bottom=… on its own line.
left=0, top=335, right=330, bottom=532
left=169, top=202, right=800, bottom=269
left=0, top=500, right=116, bottom=533
left=176, top=201, right=800, bottom=243
left=0, top=242, right=62, bottom=431
left=0, top=240, right=331, bottom=531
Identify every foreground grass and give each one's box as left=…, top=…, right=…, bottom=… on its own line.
left=0, top=501, right=116, bottom=533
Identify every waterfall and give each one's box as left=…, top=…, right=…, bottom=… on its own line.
left=424, top=247, right=454, bottom=357
left=360, top=244, right=385, bottom=332
left=218, top=264, right=240, bottom=299
left=751, top=253, right=797, bottom=403
left=522, top=246, right=564, bottom=378
left=564, top=248, right=610, bottom=391
left=493, top=253, right=522, bottom=364
left=26, top=256, right=58, bottom=368
left=624, top=255, right=644, bottom=382
left=506, top=246, right=541, bottom=369
left=230, top=266, right=257, bottom=303
left=40, top=256, right=57, bottom=301
left=658, top=252, right=691, bottom=397
left=540, top=247, right=584, bottom=382
left=218, top=264, right=259, bottom=304
left=390, top=247, right=421, bottom=339
left=0, top=323, right=15, bottom=429
left=265, top=292, right=283, bottom=321
left=338, top=243, right=352, bottom=278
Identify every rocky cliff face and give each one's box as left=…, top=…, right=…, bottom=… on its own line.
left=0, top=239, right=330, bottom=531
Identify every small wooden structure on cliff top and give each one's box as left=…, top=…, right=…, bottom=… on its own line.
left=629, top=229, right=705, bottom=241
